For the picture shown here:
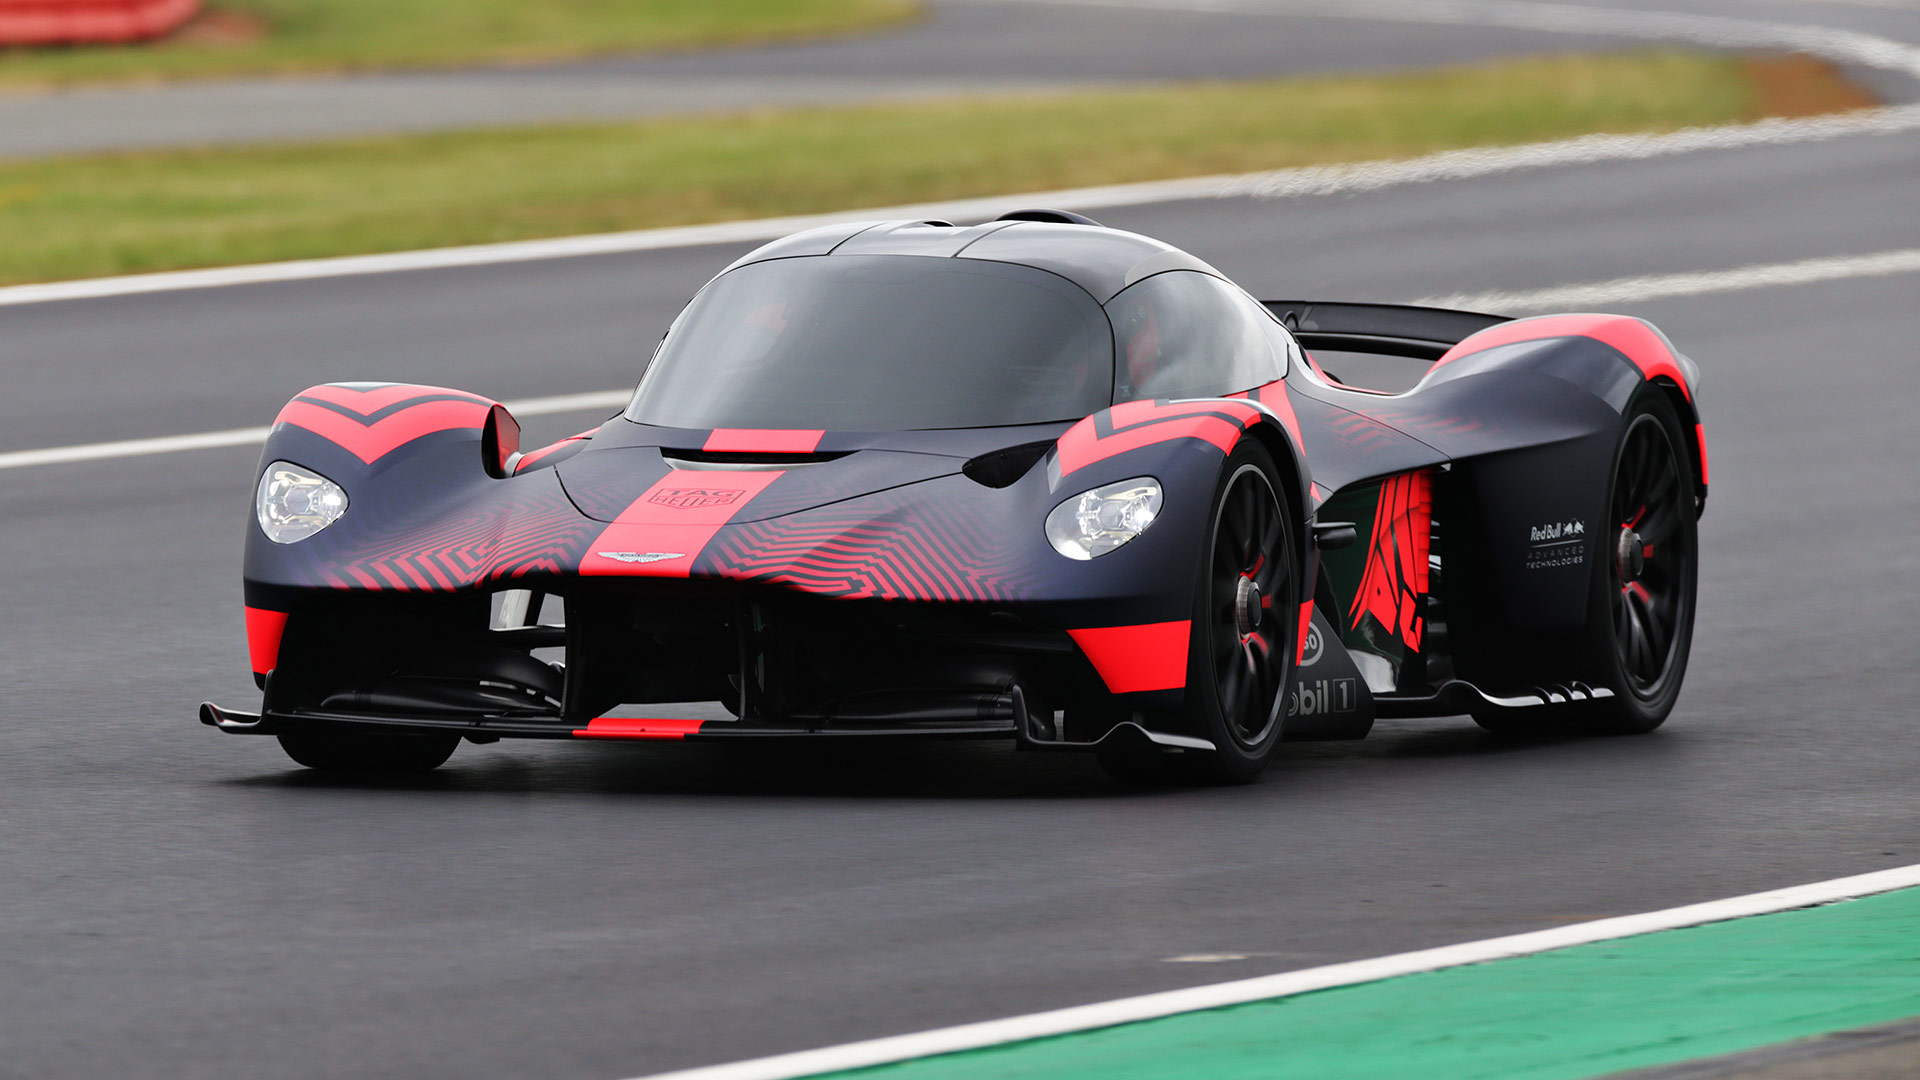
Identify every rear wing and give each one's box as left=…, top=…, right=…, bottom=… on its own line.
left=1261, top=301, right=1509, bottom=361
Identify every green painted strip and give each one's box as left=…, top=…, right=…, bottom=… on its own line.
left=830, top=886, right=1920, bottom=1080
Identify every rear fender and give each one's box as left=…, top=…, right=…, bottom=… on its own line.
left=1425, top=313, right=1706, bottom=506
left=1380, top=314, right=1703, bottom=688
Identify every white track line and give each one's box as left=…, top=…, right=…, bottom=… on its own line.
left=8, top=241, right=1920, bottom=472
left=1423, top=246, right=1920, bottom=311
left=1787, top=0, right=1920, bottom=9
left=1221, top=105, right=1920, bottom=198
left=983, top=0, right=1920, bottom=77
left=1, top=104, right=1917, bottom=309
left=0, top=389, right=629, bottom=472
left=621, top=864, right=1920, bottom=1080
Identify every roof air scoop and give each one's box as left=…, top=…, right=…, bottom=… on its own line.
left=994, top=209, right=1103, bottom=227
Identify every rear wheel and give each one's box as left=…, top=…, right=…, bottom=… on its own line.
left=1581, top=393, right=1698, bottom=732
left=278, top=731, right=460, bottom=773
left=1099, top=441, right=1297, bottom=784
left=1472, top=392, right=1697, bottom=735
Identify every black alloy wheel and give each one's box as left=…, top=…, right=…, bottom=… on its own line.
left=1207, top=460, right=1293, bottom=754
left=1610, top=413, right=1689, bottom=696
left=1582, top=393, right=1699, bottom=733
left=1097, top=440, right=1296, bottom=785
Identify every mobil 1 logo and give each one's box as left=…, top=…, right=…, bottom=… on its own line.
left=1290, top=676, right=1357, bottom=717
left=1288, top=616, right=1357, bottom=718
left=1282, top=608, right=1374, bottom=740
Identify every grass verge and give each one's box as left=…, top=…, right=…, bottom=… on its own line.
left=0, top=0, right=919, bottom=88
left=0, top=51, right=1875, bottom=286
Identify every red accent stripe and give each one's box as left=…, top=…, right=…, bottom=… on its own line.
left=1435, top=314, right=1692, bottom=402
left=579, top=469, right=785, bottom=577
left=573, top=717, right=707, bottom=740
left=513, top=431, right=591, bottom=473
left=704, top=429, right=826, bottom=453
left=1296, top=602, right=1314, bottom=663
left=245, top=607, right=289, bottom=675
left=1067, top=621, right=1190, bottom=693
left=1252, top=381, right=1305, bottom=447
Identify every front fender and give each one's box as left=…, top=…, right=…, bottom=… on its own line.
left=1042, top=391, right=1318, bottom=678
left=242, top=384, right=531, bottom=638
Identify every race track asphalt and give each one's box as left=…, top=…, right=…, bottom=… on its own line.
left=3, top=10, right=1919, bottom=1080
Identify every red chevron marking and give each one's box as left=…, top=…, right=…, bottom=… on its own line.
left=297, top=383, right=487, bottom=414
left=1055, top=399, right=1261, bottom=478
left=276, top=398, right=493, bottom=464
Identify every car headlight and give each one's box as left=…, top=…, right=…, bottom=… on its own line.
left=1045, top=477, right=1162, bottom=560
left=256, top=461, right=348, bottom=544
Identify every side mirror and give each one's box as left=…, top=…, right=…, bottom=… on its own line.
left=1312, top=521, right=1358, bottom=551
left=481, top=404, right=521, bottom=479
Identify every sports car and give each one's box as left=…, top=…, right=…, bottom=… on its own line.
left=202, top=210, right=1705, bottom=782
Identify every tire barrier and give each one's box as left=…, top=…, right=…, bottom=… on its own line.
left=0, top=0, right=200, bottom=46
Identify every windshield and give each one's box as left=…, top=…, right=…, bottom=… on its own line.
left=626, top=255, right=1113, bottom=431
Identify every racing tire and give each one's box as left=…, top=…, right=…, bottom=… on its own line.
left=1472, top=392, right=1698, bottom=735
left=1098, top=440, right=1298, bottom=785
left=277, top=731, right=461, bottom=773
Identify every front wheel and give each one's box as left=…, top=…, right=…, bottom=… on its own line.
left=1099, top=440, right=1298, bottom=785
left=278, top=731, right=461, bottom=773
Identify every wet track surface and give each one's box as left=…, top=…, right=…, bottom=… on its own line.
left=4, top=6, right=1920, bottom=1079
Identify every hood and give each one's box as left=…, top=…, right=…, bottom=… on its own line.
left=555, top=444, right=964, bottom=525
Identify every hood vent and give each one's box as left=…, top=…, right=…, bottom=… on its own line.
left=962, top=440, right=1054, bottom=489
left=663, top=449, right=850, bottom=472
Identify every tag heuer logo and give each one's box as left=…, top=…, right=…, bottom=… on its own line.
left=649, top=488, right=744, bottom=509
left=596, top=551, right=684, bottom=564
